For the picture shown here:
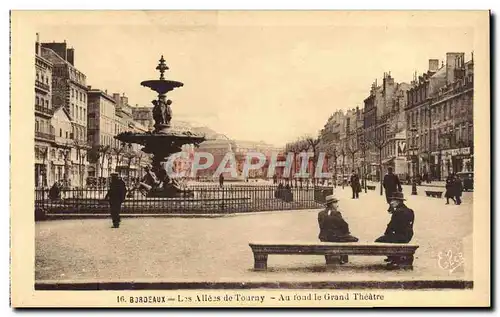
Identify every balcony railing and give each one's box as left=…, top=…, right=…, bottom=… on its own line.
left=35, top=80, right=50, bottom=92
left=35, top=105, right=54, bottom=115
left=35, top=131, right=55, bottom=141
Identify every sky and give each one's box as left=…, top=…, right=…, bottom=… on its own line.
left=36, top=11, right=474, bottom=147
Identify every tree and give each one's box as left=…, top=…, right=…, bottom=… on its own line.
left=285, top=138, right=309, bottom=186
left=98, top=145, right=111, bottom=179
left=345, top=144, right=359, bottom=175
left=112, top=144, right=125, bottom=173
left=340, top=146, right=346, bottom=189
left=358, top=139, right=370, bottom=193
left=302, top=134, right=321, bottom=184
left=122, top=148, right=137, bottom=185
left=370, top=137, right=388, bottom=196
left=317, top=135, right=337, bottom=187
left=73, top=139, right=90, bottom=188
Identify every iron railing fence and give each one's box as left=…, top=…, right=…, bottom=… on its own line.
left=35, top=185, right=333, bottom=219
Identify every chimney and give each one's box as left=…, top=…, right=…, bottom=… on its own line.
left=66, top=48, right=74, bottom=66
left=446, top=52, right=465, bottom=84
left=428, top=59, right=439, bottom=72
left=35, top=33, right=40, bottom=55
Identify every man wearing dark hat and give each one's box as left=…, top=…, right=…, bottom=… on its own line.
left=375, top=192, right=415, bottom=268
left=318, top=195, right=359, bottom=264
left=105, top=173, right=127, bottom=228
left=383, top=167, right=402, bottom=211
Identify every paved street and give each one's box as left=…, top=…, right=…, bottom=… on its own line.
left=36, top=187, right=473, bottom=283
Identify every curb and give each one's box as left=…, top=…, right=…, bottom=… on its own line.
left=35, top=280, right=473, bottom=290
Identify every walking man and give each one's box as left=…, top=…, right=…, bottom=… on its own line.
left=105, top=173, right=127, bottom=228
left=350, top=170, right=361, bottom=199
left=375, top=192, right=415, bottom=269
left=318, top=195, right=359, bottom=264
left=445, top=174, right=456, bottom=205
left=383, top=167, right=402, bottom=211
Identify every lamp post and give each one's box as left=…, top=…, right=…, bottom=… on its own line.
left=340, top=147, right=346, bottom=189
left=409, top=126, right=419, bottom=195
left=40, top=147, right=48, bottom=188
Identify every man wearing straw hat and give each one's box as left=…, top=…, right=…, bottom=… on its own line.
left=375, top=191, right=415, bottom=269
left=318, top=194, right=359, bottom=264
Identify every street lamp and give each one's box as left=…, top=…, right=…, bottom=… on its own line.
left=409, top=126, right=419, bottom=195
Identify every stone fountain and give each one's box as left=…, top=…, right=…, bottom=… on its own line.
left=115, top=56, right=205, bottom=197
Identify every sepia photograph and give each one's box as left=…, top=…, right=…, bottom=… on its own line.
left=10, top=10, right=490, bottom=307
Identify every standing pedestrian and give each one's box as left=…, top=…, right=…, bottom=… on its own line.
left=105, top=173, right=127, bottom=228
left=219, top=173, right=224, bottom=187
left=454, top=174, right=463, bottom=205
left=48, top=181, right=61, bottom=200
left=444, top=174, right=456, bottom=205
left=383, top=167, right=402, bottom=211
left=350, top=170, right=361, bottom=199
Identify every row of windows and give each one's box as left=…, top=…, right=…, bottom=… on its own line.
left=35, top=118, right=53, bottom=134
left=35, top=96, right=49, bottom=108
left=407, top=84, right=429, bottom=106
left=71, top=87, right=86, bottom=102
left=408, top=123, right=473, bottom=150
left=35, top=71, right=50, bottom=85
left=407, top=96, right=472, bottom=129
left=100, top=134, right=114, bottom=147
left=71, top=103, right=87, bottom=122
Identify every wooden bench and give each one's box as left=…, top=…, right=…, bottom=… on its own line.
left=249, top=242, right=419, bottom=271
left=425, top=190, right=443, bottom=198
left=366, top=185, right=376, bottom=190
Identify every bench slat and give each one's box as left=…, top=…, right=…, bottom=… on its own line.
left=249, top=243, right=418, bottom=256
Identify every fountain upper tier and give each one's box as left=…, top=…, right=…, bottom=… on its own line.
left=115, top=55, right=205, bottom=164
left=140, top=79, right=184, bottom=95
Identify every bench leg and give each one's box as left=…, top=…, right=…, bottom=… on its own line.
left=398, top=255, right=414, bottom=270
left=325, top=255, right=348, bottom=265
left=253, top=253, right=268, bottom=271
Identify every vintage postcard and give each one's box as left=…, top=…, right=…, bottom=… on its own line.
left=10, top=10, right=490, bottom=307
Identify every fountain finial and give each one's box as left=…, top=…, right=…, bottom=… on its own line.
left=156, top=55, right=169, bottom=80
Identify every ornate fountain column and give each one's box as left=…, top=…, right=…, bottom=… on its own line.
left=114, top=56, right=205, bottom=197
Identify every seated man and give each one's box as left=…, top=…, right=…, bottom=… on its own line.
left=318, top=195, right=359, bottom=264
left=375, top=192, right=415, bottom=269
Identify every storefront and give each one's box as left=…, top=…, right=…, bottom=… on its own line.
left=431, top=147, right=473, bottom=180
left=34, top=163, right=47, bottom=188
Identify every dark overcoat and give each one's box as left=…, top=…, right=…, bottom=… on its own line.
left=445, top=176, right=455, bottom=198
left=375, top=204, right=415, bottom=243
left=318, top=208, right=359, bottom=242
left=106, top=179, right=127, bottom=205
left=350, top=174, right=361, bottom=193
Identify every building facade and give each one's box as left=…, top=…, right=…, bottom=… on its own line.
left=406, top=52, right=474, bottom=180
left=34, top=35, right=54, bottom=188
left=41, top=40, right=89, bottom=187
